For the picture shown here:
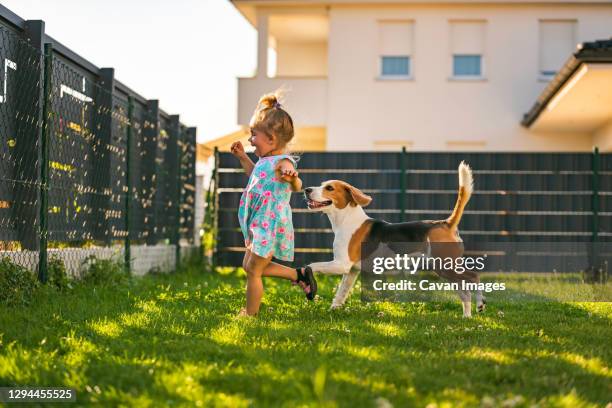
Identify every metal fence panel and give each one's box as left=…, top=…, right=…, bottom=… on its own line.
left=215, top=151, right=611, bottom=267
left=0, top=10, right=197, bottom=279
left=0, top=25, right=42, bottom=271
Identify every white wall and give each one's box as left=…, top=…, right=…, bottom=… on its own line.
left=276, top=41, right=328, bottom=76
left=0, top=245, right=201, bottom=278
left=326, top=4, right=612, bottom=151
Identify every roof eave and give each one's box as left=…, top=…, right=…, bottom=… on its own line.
left=521, top=39, right=612, bottom=128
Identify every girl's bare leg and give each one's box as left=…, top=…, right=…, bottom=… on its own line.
left=262, top=261, right=298, bottom=281
left=244, top=252, right=272, bottom=315
left=242, top=249, right=252, bottom=271
left=238, top=249, right=252, bottom=316
left=244, top=247, right=297, bottom=280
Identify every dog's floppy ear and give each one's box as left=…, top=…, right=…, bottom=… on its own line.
left=344, top=183, right=372, bottom=207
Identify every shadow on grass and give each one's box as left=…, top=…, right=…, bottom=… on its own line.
left=0, top=266, right=610, bottom=406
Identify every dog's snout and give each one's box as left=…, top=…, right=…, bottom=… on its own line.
left=304, top=187, right=313, bottom=195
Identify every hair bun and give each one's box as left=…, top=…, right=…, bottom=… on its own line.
left=258, top=90, right=285, bottom=109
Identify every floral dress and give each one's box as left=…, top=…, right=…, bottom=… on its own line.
left=238, top=154, right=297, bottom=261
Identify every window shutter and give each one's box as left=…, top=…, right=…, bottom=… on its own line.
left=450, top=21, right=485, bottom=55
left=539, top=21, right=576, bottom=74
left=379, top=21, right=413, bottom=56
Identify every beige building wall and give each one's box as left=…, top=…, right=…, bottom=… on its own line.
left=594, top=120, right=612, bottom=152
left=276, top=41, right=328, bottom=76
left=326, top=3, right=612, bottom=151
left=292, top=126, right=327, bottom=151
left=238, top=77, right=328, bottom=127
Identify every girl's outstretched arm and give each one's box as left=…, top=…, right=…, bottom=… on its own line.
left=231, top=141, right=255, bottom=176
left=287, top=175, right=302, bottom=192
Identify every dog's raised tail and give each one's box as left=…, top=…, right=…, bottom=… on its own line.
left=446, top=161, right=473, bottom=230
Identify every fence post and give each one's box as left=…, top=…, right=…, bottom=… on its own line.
left=400, top=146, right=406, bottom=222
left=125, top=96, right=134, bottom=272
left=187, top=127, right=197, bottom=247
left=38, top=42, right=52, bottom=283
left=145, top=100, right=159, bottom=245
left=20, top=21, right=45, bottom=252
left=590, top=146, right=600, bottom=280
left=98, top=68, right=114, bottom=244
left=212, top=146, right=219, bottom=268
left=170, top=115, right=181, bottom=270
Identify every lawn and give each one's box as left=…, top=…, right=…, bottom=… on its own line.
left=0, top=263, right=610, bottom=407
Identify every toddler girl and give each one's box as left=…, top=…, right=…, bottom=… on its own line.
left=230, top=91, right=317, bottom=316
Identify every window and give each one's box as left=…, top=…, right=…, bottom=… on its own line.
left=453, top=55, right=481, bottom=76
left=379, top=21, right=414, bottom=78
left=539, top=20, right=576, bottom=78
left=450, top=21, right=486, bottom=78
left=382, top=56, right=410, bottom=76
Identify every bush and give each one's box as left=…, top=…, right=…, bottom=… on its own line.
left=79, top=256, right=130, bottom=287
left=48, top=256, right=71, bottom=290
left=0, top=257, right=38, bottom=306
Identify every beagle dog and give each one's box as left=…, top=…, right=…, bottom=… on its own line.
left=303, top=162, right=485, bottom=317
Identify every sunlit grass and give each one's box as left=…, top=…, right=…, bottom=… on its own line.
left=0, top=264, right=610, bottom=406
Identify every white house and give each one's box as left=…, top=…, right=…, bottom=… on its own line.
left=230, top=0, right=612, bottom=152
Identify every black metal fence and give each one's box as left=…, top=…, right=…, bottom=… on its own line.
left=0, top=6, right=197, bottom=280
left=212, top=150, right=611, bottom=271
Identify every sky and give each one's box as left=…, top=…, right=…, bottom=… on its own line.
left=1, top=0, right=257, bottom=143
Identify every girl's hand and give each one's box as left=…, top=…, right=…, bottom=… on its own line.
left=280, top=167, right=298, bottom=182
left=276, top=159, right=301, bottom=191
left=231, top=141, right=246, bottom=158
left=277, top=160, right=298, bottom=182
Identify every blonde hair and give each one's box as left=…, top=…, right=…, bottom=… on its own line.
left=249, top=90, right=295, bottom=149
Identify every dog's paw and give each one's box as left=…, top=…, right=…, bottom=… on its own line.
left=330, top=303, right=342, bottom=310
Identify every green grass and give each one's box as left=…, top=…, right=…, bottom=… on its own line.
left=0, top=264, right=611, bottom=407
